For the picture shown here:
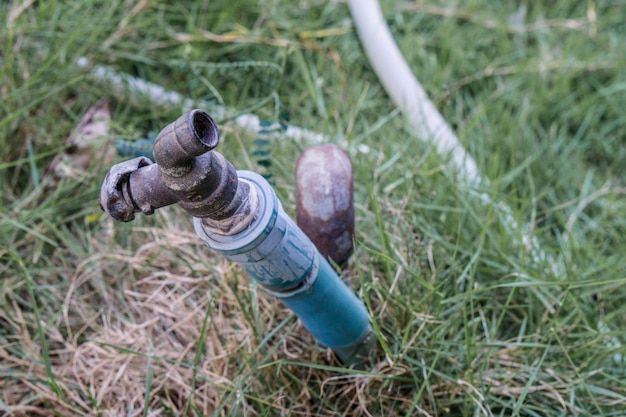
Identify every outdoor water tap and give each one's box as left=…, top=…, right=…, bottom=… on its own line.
left=99, top=110, right=374, bottom=367
left=99, top=110, right=255, bottom=234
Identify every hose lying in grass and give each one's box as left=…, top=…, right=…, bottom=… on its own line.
left=348, top=0, right=622, bottom=362
left=77, top=57, right=329, bottom=148
left=347, top=0, right=553, bottom=270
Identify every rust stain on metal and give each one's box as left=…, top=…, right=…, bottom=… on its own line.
left=295, top=144, right=354, bottom=267
left=99, top=110, right=245, bottom=223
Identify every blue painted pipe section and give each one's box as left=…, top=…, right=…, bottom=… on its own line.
left=194, top=171, right=373, bottom=366
left=273, top=257, right=371, bottom=349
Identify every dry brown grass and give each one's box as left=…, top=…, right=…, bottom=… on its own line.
left=1, top=205, right=386, bottom=416
left=4, top=219, right=252, bottom=415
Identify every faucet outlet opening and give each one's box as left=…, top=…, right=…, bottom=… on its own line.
left=190, top=110, right=218, bottom=150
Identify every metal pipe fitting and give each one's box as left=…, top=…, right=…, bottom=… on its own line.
left=99, top=110, right=254, bottom=233
left=152, top=110, right=218, bottom=174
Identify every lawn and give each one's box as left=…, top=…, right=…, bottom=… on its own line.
left=1, top=0, right=625, bottom=415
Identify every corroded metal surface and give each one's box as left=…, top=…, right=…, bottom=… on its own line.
left=99, top=110, right=253, bottom=231
left=99, top=156, right=158, bottom=222
left=295, top=144, right=354, bottom=266
left=152, top=110, right=218, bottom=174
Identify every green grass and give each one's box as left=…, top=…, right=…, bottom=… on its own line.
left=2, top=0, right=626, bottom=415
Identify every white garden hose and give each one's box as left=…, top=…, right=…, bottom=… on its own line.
left=348, top=0, right=550, bottom=268
left=348, top=0, right=481, bottom=185
left=349, top=0, right=622, bottom=363
left=77, top=57, right=329, bottom=146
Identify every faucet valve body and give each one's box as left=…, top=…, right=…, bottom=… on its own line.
left=99, top=110, right=374, bottom=367
left=99, top=110, right=254, bottom=234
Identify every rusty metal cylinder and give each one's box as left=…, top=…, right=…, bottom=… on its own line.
left=152, top=109, right=219, bottom=176
left=295, top=144, right=354, bottom=267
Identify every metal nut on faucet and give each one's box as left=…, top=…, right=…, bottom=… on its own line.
left=99, top=156, right=153, bottom=222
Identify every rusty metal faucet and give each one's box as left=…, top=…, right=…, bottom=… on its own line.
left=99, top=110, right=256, bottom=235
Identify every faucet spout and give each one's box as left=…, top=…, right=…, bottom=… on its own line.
left=152, top=109, right=218, bottom=176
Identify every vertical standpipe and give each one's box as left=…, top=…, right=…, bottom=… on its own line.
left=194, top=171, right=374, bottom=367
left=99, top=110, right=374, bottom=367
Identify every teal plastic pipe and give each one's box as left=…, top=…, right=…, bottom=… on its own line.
left=194, top=171, right=374, bottom=367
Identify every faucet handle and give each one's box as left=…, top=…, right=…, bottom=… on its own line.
left=99, top=156, right=153, bottom=222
